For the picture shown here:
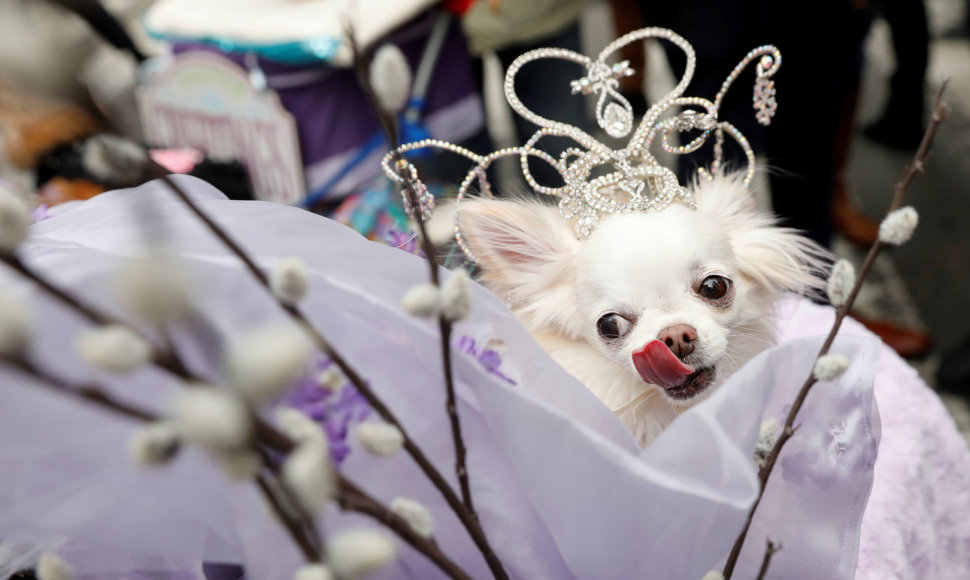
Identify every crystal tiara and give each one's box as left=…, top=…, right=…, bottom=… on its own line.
left=381, top=27, right=781, bottom=263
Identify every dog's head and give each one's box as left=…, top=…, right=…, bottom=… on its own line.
left=457, top=172, right=828, bottom=441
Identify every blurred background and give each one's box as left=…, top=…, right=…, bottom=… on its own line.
left=1, top=0, right=968, bottom=433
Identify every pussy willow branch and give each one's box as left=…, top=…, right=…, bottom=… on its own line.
left=254, top=473, right=322, bottom=562
left=4, top=353, right=475, bottom=577
left=0, top=251, right=294, bottom=454
left=337, top=479, right=472, bottom=580
left=4, top=356, right=157, bottom=422
left=0, top=95, right=484, bottom=576
left=253, top=444, right=326, bottom=563
left=345, top=18, right=468, bottom=506
left=755, top=539, right=780, bottom=580
left=0, top=253, right=190, bottom=377
left=0, top=354, right=325, bottom=562
left=722, top=82, right=950, bottom=579
left=1, top=244, right=475, bottom=578
left=394, top=161, right=474, bottom=517
left=345, top=22, right=479, bottom=524
left=150, top=160, right=503, bottom=580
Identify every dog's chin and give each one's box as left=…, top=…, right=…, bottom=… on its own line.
left=659, top=365, right=716, bottom=402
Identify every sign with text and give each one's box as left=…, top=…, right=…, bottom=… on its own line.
left=138, top=52, right=305, bottom=204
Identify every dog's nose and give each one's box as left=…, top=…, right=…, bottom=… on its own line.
left=657, top=325, right=697, bottom=359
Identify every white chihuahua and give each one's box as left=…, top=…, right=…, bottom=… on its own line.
left=456, top=173, right=828, bottom=446
left=385, top=30, right=823, bottom=446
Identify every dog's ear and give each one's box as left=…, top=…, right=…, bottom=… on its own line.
left=694, top=173, right=830, bottom=295
left=457, top=197, right=580, bottom=305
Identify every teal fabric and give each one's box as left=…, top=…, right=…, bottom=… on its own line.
left=146, top=25, right=341, bottom=64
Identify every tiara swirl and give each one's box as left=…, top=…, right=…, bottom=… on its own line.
left=381, top=27, right=781, bottom=263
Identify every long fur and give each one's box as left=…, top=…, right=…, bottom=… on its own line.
left=458, top=172, right=831, bottom=446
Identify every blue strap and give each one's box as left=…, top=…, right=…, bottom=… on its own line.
left=301, top=99, right=432, bottom=208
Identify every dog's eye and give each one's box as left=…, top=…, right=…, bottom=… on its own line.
left=597, top=313, right=632, bottom=340
left=698, top=275, right=731, bottom=300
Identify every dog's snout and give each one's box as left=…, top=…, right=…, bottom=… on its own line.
left=657, top=325, right=697, bottom=359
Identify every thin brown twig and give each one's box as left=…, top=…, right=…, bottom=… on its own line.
left=337, top=478, right=473, bottom=580
left=344, top=21, right=479, bottom=522
left=0, top=254, right=106, bottom=325
left=392, top=140, right=476, bottom=515
left=0, top=253, right=191, bottom=378
left=755, top=539, right=780, bottom=580
left=256, top=473, right=323, bottom=563
left=252, top=444, right=327, bottom=563
left=4, top=356, right=156, bottom=422
left=388, top=146, right=475, bottom=516
left=722, top=82, right=950, bottom=578
left=437, top=317, right=474, bottom=512
left=155, top=173, right=269, bottom=287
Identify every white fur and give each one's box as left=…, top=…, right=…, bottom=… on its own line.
left=458, top=173, right=829, bottom=446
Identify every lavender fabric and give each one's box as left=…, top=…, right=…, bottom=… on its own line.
left=0, top=176, right=967, bottom=579
left=772, top=300, right=970, bottom=579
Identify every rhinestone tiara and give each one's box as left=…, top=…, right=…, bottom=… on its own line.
left=381, top=27, right=781, bottom=263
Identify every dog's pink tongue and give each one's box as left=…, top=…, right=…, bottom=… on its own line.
left=632, top=340, right=695, bottom=389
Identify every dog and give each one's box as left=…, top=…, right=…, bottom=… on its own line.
left=454, top=172, right=829, bottom=446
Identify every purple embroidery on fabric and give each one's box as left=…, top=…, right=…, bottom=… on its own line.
left=456, top=336, right=517, bottom=386
left=282, top=357, right=371, bottom=464
left=385, top=229, right=426, bottom=258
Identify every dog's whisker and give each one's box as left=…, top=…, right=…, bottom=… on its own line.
left=725, top=330, right=774, bottom=347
